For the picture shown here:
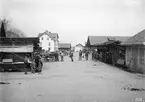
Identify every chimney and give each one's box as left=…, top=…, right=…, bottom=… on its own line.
left=45, top=30, right=51, bottom=33
left=45, top=30, right=48, bottom=33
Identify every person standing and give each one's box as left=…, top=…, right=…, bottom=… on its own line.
left=29, top=56, right=35, bottom=74
left=92, top=50, right=95, bottom=60
left=69, top=51, right=74, bottom=62
left=24, top=55, right=30, bottom=75
left=35, top=54, right=43, bottom=74
left=79, top=50, right=82, bottom=61
left=85, top=51, right=89, bottom=60
left=60, top=51, right=64, bottom=61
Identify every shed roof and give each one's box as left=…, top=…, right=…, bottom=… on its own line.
left=0, top=37, right=39, bottom=46
left=123, top=29, right=145, bottom=45
left=86, top=36, right=130, bottom=46
left=58, top=43, right=71, bottom=48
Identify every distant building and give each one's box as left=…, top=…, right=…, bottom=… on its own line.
left=58, top=43, right=71, bottom=55
left=38, top=30, right=59, bottom=52
left=58, top=43, right=71, bottom=51
left=74, top=43, right=84, bottom=52
left=123, top=29, right=145, bottom=74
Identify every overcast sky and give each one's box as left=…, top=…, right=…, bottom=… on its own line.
left=1, top=0, right=145, bottom=45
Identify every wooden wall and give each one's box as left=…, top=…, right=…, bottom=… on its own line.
left=125, top=45, right=145, bottom=74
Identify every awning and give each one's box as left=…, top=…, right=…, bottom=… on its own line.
left=0, top=45, right=34, bottom=52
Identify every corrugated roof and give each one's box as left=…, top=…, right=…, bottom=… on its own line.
left=123, top=29, right=145, bottom=45
left=87, top=36, right=130, bottom=46
left=58, top=43, right=71, bottom=48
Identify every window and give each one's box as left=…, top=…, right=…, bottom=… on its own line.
left=41, top=37, right=43, bottom=40
left=47, top=37, right=49, bottom=40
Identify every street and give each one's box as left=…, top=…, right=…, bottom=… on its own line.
left=0, top=53, right=145, bottom=102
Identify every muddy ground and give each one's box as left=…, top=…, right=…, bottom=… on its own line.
left=0, top=53, right=145, bottom=102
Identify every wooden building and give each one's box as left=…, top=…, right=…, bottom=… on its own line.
left=74, top=43, right=84, bottom=52
left=0, top=21, right=40, bottom=71
left=123, top=29, right=145, bottom=74
left=86, top=36, right=130, bottom=51
left=0, top=37, right=39, bottom=71
left=58, top=43, right=71, bottom=55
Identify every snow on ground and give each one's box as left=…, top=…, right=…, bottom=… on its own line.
left=0, top=53, right=145, bottom=102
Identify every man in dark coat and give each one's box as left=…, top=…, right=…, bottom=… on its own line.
left=69, top=51, right=74, bottom=62
left=85, top=51, right=89, bottom=60
left=24, top=55, right=30, bottom=74
left=60, top=51, right=64, bottom=61
left=79, top=50, right=82, bottom=61
left=35, top=54, right=43, bottom=74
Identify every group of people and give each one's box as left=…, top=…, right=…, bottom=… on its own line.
left=60, top=49, right=90, bottom=62
left=78, top=50, right=89, bottom=61
left=24, top=53, right=43, bottom=75
left=91, top=49, right=112, bottom=63
left=92, top=49, right=99, bottom=61
left=60, top=50, right=74, bottom=62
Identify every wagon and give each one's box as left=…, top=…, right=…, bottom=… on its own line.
left=44, top=52, right=59, bottom=62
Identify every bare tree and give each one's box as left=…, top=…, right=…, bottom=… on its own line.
left=0, top=18, right=26, bottom=37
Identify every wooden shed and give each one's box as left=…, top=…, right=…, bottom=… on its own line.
left=0, top=37, right=39, bottom=71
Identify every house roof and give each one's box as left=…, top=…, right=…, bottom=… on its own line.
left=38, top=30, right=59, bottom=41
left=123, top=29, right=145, bottom=45
left=86, top=36, right=130, bottom=46
left=49, top=33, right=58, bottom=41
left=75, top=43, right=84, bottom=47
left=58, top=43, right=71, bottom=48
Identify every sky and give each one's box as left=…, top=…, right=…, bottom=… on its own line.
left=0, top=0, right=145, bottom=46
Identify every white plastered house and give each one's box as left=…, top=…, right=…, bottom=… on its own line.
left=74, top=43, right=84, bottom=52
left=38, top=30, right=59, bottom=52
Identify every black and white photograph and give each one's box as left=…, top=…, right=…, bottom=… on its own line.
left=0, top=0, right=145, bottom=102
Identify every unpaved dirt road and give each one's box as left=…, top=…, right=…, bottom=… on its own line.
left=0, top=53, right=145, bottom=102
